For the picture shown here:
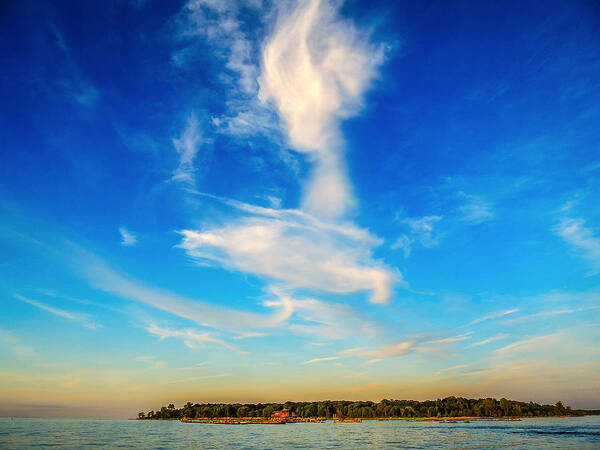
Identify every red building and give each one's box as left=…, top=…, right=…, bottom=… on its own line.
left=272, top=409, right=291, bottom=419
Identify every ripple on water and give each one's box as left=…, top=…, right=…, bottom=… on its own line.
left=0, top=417, right=599, bottom=449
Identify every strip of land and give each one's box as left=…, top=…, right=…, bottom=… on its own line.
left=176, top=416, right=523, bottom=425
left=138, top=397, right=589, bottom=422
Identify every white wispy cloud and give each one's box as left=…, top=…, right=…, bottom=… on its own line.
left=77, top=247, right=377, bottom=340
left=231, top=332, right=269, bottom=340
left=146, top=323, right=249, bottom=354
left=469, top=308, right=518, bottom=325
left=177, top=0, right=260, bottom=94
left=527, top=289, right=600, bottom=305
left=555, top=217, right=600, bottom=275
left=266, top=288, right=378, bottom=339
left=0, top=329, right=34, bottom=357
left=36, top=289, right=93, bottom=306
left=424, top=333, right=472, bottom=345
left=436, top=363, right=473, bottom=375
left=468, top=333, right=509, bottom=347
left=63, top=243, right=377, bottom=342
left=50, top=24, right=100, bottom=107
left=184, top=189, right=383, bottom=244
left=258, top=0, right=385, bottom=218
left=175, top=362, right=208, bottom=371
left=118, top=227, right=137, bottom=246
left=458, top=193, right=494, bottom=224
left=391, top=215, right=442, bottom=257
left=301, top=356, right=340, bottom=365
left=135, top=356, right=167, bottom=369
left=178, top=215, right=395, bottom=304
left=171, top=113, right=207, bottom=184
left=175, top=0, right=280, bottom=139
left=13, top=294, right=97, bottom=329
left=265, top=195, right=282, bottom=209
left=338, top=333, right=474, bottom=364
left=340, top=341, right=415, bottom=361
left=495, top=333, right=560, bottom=356
left=69, top=83, right=100, bottom=107
left=179, top=191, right=396, bottom=304
left=493, top=326, right=597, bottom=358
left=510, top=306, right=600, bottom=323
left=79, top=250, right=294, bottom=333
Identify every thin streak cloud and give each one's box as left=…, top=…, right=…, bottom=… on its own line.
left=555, top=217, right=600, bottom=275
left=171, top=113, right=207, bottom=184
left=13, top=294, right=97, bottom=329
left=118, top=227, right=137, bottom=246
left=470, top=308, right=519, bottom=325
left=468, top=333, right=509, bottom=347
left=301, top=356, right=340, bottom=365
left=146, top=324, right=248, bottom=354
left=79, top=250, right=294, bottom=333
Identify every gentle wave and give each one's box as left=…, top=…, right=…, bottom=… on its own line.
left=0, top=416, right=599, bottom=449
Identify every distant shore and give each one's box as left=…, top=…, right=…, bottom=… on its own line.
left=140, top=416, right=523, bottom=422
left=137, top=397, right=591, bottom=421
left=135, top=415, right=600, bottom=426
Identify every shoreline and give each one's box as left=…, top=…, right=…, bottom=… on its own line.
left=134, top=415, right=597, bottom=424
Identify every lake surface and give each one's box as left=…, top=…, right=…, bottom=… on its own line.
left=0, top=416, right=599, bottom=448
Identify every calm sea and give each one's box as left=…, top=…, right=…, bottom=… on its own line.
left=0, top=416, right=599, bottom=448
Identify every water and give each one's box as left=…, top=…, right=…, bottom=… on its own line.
left=0, top=416, right=599, bottom=448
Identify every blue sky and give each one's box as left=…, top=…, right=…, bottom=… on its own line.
left=1, top=0, right=600, bottom=417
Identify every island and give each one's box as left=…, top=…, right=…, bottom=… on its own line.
left=137, top=397, right=590, bottom=423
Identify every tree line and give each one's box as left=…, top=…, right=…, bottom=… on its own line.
left=138, top=397, right=587, bottom=419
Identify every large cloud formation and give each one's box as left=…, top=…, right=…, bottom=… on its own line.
left=178, top=199, right=394, bottom=303
left=259, top=0, right=384, bottom=218
left=176, top=0, right=395, bottom=305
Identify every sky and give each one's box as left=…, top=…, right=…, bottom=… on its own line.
left=1, top=0, right=599, bottom=417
